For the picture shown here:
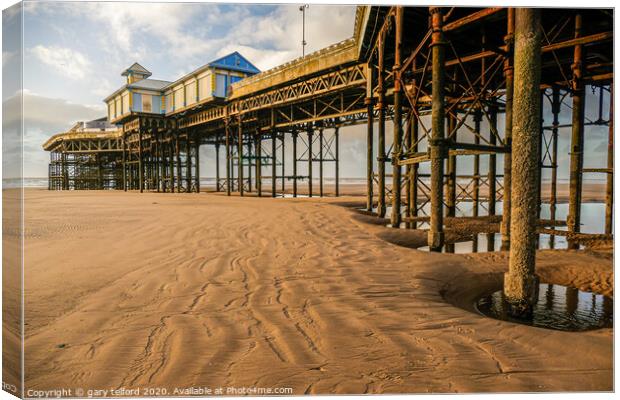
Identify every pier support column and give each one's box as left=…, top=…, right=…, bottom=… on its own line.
left=335, top=126, right=340, bottom=197
left=473, top=110, right=481, bottom=218
left=500, top=8, right=515, bottom=250
left=154, top=129, right=160, bottom=192
left=226, top=123, right=231, bottom=196
left=551, top=87, right=561, bottom=223
left=308, top=125, right=313, bottom=197
left=215, top=141, right=220, bottom=192
left=410, top=107, right=419, bottom=229
left=248, top=137, right=253, bottom=193
left=138, top=127, right=144, bottom=193
left=175, top=133, right=182, bottom=192
left=428, top=7, right=446, bottom=251
left=186, top=134, right=192, bottom=192
left=567, top=14, right=585, bottom=247
left=122, top=136, right=127, bottom=192
left=281, top=134, right=285, bottom=193
left=605, top=86, right=613, bottom=234
left=504, top=8, right=542, bottom=317
left=256, top=130, right=262, bottom=197
left=446, top=113, right=456, bottom=218
left=377, top=35, right=387, bottom=218
left=238, top=117, right=244, bottom=196
left=170, top=139, right=175, bottom=193
left=272, top=129, right=277, bottom=197
left=319, top=127, right=324, bottom=197
left=293, top=130, right=298, bottom=197
left=488, top=106, right=498, bottom=217
left=195, top=138, right=200, bottom=193
left=366, top=94, right=374, bottom=211
left=391, top=6, right=404, bottom=228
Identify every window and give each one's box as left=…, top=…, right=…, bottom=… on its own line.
left=142, top=95, right=152, bottom=112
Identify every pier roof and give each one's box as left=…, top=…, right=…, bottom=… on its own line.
left=121, top=62, right=151, bottom=78
left=42, top=117, right=121, bottom=151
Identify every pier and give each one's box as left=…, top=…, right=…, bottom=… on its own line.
left=43, top=6, right=613, bottom=312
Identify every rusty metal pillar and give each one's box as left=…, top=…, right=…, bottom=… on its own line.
left=138, top=125, right=144, bottom=193
left=248, top=137, right=253, bottom=193
left=186, top=134, right=192, bottom=192
left=335, top=126, right=340, bottom=197
left=238, top=117, right=244, bottom=196
left=319, top=127, right=324, bottom=197
left=500, top=8, right=515, bottom=250
left=292, top=130, right=298, bottom=197
left=215, top=141, right=220, bottom=192
left=225, top=122, right=231, bottom=196
left=195, top=138, right=200, bottom=193
left=550, top=86, right=561, bottom=225
left=281, top=133, right=285, bottom=193
left=504, top=8, right=542, bottom=316
left=122, top=135, right=127, bottom=191
left=488, top=106, right=498, bottom=216
left=256, top=130, right=262, bottom=197
left=410, top=108, right=419, bottom=229
left=377, top=33, right=387, bottom=218
left=391, top=6, right=404, bottom=228
left=272, top=129, right=277, bottom=198
left=473, top=110, right=481, bottom=218
left=567, top=13, right=585, bottom=247
left=366, top=88, right=374, bottom=211
left=446, top=112, right=456, bottom=218
left=605, top=86, right=613, bottom=235
left=428, top=7, right=446, bottom=251
left=175, top=132, right=182, bottom=192
left=154, top=129, right=160, bottom=192
left=169, top=138, right=175, bottom=193
left=308, top=125, right=313, bottom=197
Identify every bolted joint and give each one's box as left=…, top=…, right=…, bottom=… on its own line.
left=364, top=97, right=376, bottom=106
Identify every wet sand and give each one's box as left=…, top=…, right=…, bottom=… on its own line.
left=21, top=187, right=612, bottom=393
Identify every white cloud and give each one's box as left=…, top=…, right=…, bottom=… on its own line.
left=31, top=45, right=92, bottom=79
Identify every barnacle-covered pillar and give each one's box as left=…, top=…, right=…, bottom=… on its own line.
left=504, top=8, right=542, bottom=317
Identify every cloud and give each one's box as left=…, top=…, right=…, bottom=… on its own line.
left=31, top=45, right=92, bottom=79
left=3, top=90, right=105, bottom=177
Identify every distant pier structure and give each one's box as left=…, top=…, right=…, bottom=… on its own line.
left=44, top=7, right=613, bottom=311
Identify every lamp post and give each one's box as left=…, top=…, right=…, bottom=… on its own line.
left=299, top=4, right=309, bottom=57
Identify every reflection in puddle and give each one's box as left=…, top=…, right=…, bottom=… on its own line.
left=370, top=202, right=608, bottom=253
left=475, top=283, right=613, bottom=331
left=417, top=232, right=585, bottom=253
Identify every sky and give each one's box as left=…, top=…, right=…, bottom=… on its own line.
left=2, top=2, right=612, bottom=182
left=4, top=1, right=358, bottom=178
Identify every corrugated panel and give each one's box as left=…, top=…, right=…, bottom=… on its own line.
left=132, top=93, right=142, bottom=112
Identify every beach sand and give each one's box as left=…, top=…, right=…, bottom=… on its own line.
left=20, top=186, right=612, bottom=394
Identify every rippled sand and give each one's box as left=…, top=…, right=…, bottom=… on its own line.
left=19, top=188, right=612, bottom=394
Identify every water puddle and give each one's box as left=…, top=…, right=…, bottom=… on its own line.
left=416, top=232, right=584, bottom=253
left=475, top=283, right=613, bottom=331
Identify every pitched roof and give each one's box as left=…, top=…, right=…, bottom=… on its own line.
left=121, top=62, right=152, bottom=77
left=128, top=78, right=171, bottom=91
left=208, top=52, right=260, bottom=74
